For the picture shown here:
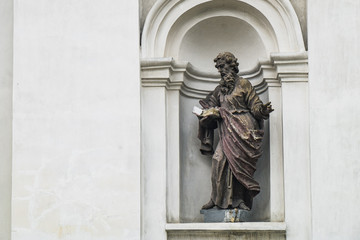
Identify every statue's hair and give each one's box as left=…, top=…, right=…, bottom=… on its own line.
left=214, top=52, right=239, bottom=73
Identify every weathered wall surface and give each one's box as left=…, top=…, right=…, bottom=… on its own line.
left=0, top=0, right=13, bottom=239
left=12, top=1, right=141, bottom=239
left=309, top=1, right=360, bottom=239
left=4, top=0, right=360, bottom=239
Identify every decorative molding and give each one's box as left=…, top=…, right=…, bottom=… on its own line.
left=141, top=52, right=308, bottom=98
left=278, top=73, right=309, bottom=83
left=141, top=0, right=305, bottom=58
left=141, top=58, right=266, bottom=98
left=141, top=0, right=308, bottom=96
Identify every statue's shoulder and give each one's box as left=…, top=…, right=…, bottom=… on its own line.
left=238, top=77, right=250, bottom=85
left=238, top=77, right=252, bottom=89
left=202, top=84, right=221, bottom=100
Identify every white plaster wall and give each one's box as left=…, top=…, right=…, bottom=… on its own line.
left=141, top=87, right=168, bottom=240
left=12, top=1, right=140, bottom=240
left=0, top=0, right=13, bottom=239
left=282, top=82, right=311, bottom=240
left=309, top=1, right=360, bottom=239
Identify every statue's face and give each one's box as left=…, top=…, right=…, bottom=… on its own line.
left=216, top=61, right=232, bottom=78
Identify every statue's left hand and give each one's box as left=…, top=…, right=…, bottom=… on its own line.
left=262, top=102, right=274, bottom=115
left=202, top=107, right=220, bottom=118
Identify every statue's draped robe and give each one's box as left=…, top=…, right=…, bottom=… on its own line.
left=198, top=77, right=269, bottom=209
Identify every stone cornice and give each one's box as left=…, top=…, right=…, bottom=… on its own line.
left=141, top=52, right=308, bottom=98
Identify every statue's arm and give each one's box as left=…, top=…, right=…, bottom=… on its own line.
left=198, top=87, right=221, bottom=129
left=197, top=87, right=221, bottom=155
left=199, top=86, right=220, bottom=109
left=243, top=79, right=273, bottom=120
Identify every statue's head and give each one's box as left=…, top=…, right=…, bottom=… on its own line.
left=213, top=52, right=239, bottom=76
left=214, top=52, right=239, bottom=94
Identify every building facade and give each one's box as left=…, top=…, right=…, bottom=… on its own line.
left=0, top=0, right=360, bottom=239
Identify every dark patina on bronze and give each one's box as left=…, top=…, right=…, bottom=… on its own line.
left=196, top=52, right=273, bottom=211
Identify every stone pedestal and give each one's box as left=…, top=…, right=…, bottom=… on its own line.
left=166, top=222, right=286, bottom=240
left=200, top=208, right=246, bottom=222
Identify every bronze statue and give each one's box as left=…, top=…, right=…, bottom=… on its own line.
left=195, top=52, right=273, bottom=211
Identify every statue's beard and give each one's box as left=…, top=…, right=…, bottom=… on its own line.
left=220, top=73, right=236, bottom=94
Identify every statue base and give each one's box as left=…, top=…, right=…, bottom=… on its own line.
left=200, top=208, right=246, bottom=222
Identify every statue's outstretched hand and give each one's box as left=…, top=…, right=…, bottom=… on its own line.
left=261, top=102, right=274, bottom=115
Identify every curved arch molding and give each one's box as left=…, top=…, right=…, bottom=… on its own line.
left=142, top=0, right=306, bottom=58
left=141, top=0, right=308, bottom=94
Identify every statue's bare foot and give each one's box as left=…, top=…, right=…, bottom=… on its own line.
left=239, top=202, right=250, bottom=211
left=201, top=199, right=215, bottom=209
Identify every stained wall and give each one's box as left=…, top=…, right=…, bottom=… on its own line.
left=12, top=1, right=141, bottom=239
left=308, top=0, right=360, bottom=239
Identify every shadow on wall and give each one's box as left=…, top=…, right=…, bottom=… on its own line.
left=179, top=17, right=267, bottom=72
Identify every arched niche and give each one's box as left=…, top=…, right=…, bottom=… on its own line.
left=142, top=0, right=305, bottom=59
left=174, top=14, right=271, bottom=222
left=141, top=0, right=308, bottom=237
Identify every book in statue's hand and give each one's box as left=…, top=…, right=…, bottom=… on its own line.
left=192, top=106, right=203, bottom=116
left=193, top=106, right=220, bottom=118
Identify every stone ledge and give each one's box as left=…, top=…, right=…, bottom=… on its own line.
left=165, top=222, right=286, bottom=232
